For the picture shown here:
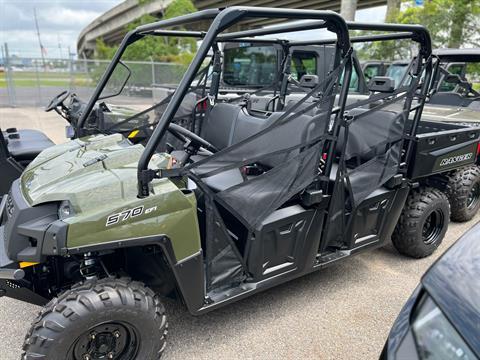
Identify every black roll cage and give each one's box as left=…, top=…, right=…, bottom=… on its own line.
left=74, top=6, right=432, bottom=198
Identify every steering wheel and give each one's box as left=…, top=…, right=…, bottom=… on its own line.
left=167, top=123, right=218, bottom=154
left=45, top=90, right=71, bottom=112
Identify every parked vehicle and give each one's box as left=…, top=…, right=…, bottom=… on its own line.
left=415, top=49, right=480, bottom=221
left=0, top=128, right=54, bottom=198
left=0, top=89, right=154, bottom=200
left=423, top=48, right=480, bottom=121
left=381, top=220, right=480, bottom=360
left=0, top=8, right=477, bottom=359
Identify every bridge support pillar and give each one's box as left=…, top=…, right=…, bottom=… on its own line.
left=340, top=0, right=358, bottom=21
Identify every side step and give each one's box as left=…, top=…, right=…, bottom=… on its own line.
left=316, top=237, right=381, bottom=267
left=316, top=250, right=350, bottom=266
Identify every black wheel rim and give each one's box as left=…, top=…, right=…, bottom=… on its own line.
left=70, top=321, right=140, bottom=360
left=422, top=209, right=445, bottom=245
left=467, top=182, right=480, bottom=210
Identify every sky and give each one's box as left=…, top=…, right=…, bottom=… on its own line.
left=0, top=0, right=386, bottom=59
left=0, top=0, right=123, bottom=58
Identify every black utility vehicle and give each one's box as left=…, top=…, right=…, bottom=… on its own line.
left=0, top=128, right=54, bottom=197
left=1, top=7, right=480, bottom=359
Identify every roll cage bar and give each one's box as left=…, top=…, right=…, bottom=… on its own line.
left=74, top=6, right=432, bottom=198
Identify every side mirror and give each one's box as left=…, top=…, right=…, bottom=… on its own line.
left=368, top=76, right=395, bottom=93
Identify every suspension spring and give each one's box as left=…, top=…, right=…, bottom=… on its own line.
left=79, top=252, right=98, bottom=279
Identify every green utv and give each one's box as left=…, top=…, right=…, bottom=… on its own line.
left=1, top=7, right=479, bottom=359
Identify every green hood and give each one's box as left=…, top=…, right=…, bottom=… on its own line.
left=21, top=134, right=170, bottom=211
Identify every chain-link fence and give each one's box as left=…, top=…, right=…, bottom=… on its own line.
left=0, top=55, right=187, bottom=108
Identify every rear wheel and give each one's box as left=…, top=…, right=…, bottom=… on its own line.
left=445, top=165, right=480, bottom=222
left=392, top=187, right=450, bottom=258
left=22, top=277, right=167, bottom=360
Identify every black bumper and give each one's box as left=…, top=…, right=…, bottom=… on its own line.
left=0, top=195, right=24, bottom=280
left=0, top=226, right=48, bottom=306
left=0, top=187, right=48, bottom=306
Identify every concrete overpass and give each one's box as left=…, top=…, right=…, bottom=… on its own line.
left=77, top=0, right=387, bottom=58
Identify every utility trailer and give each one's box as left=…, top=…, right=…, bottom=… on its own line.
left=0, top=7, right=477, bottom=359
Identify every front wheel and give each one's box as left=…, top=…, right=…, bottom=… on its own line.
left=392, top=187, right=450, bottom=258
left=22, top=278, right=167, bottom=360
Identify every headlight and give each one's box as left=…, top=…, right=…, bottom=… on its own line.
left=412, top=295, right=475, bottom=359
left=58, top=200, right=75, bottom=220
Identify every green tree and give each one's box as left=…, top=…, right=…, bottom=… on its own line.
left=358, top=0, right=480, bottom=61
left=94, top=0, right=197, bottom=64
left=163, top=0, right=197, bottom=18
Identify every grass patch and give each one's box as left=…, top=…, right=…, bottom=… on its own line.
left=0, top=72, right=92, bottom=88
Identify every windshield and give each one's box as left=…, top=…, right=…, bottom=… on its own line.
left=82, top=33, right=209, bottom=137
left=223, top=45, right=278, bottom=87
left=385, top=63, right=408, bottom=88
left=438, top=62, right=480, bottom=94
left=363, top=64, right=382, bottom=83
left=290, top=51, right=317, bottom=81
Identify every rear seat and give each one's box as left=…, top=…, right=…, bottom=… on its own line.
left=336, top=108, right=401, bottom=164
left=328, top=108, right=402, bottom=201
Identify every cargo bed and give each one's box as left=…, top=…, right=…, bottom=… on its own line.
left=408, top=120, right=480, bottom=179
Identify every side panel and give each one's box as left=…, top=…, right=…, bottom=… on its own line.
left=346, top=186, right=408, bottom=251
left=247, top=205, right=317, bottom=281
left=66, top=187, right=201, bottom=261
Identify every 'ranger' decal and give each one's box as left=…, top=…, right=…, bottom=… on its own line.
left=439, top=153, right=473, bottom=167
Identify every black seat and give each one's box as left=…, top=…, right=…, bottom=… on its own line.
left=198, top=103, right=324, bottom=191
left=2, top=129, right=54, bottom=165
left=336, top=108, right=401, bottom=164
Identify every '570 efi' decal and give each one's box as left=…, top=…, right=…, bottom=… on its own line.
left=106, top=205, right=158, bottom=226
left=439, top=153, right=473, bottom=167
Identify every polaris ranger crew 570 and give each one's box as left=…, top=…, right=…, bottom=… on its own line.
left=0, top=7, right=479, bottom=359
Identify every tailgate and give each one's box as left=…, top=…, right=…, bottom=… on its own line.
left=409, top=127, right=480, bottom=179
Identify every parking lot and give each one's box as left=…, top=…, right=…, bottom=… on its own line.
left=0, top=106, right=478, bottom=360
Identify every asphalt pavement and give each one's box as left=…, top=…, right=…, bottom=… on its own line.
left=0, top=107, right=478, bottom=359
